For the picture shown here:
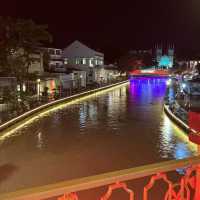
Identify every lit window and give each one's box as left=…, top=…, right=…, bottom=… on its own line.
left=64, top=59, right=68, bottom=64
left=76, top=59, right=80, bottom=65
left=89, top=59, right=93, bottom=67
left=83, top=58, right=86, bottom=65
left=56, top=50, right=61, bottom=55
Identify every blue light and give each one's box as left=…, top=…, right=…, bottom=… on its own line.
left=182, top=83, right=186, bottom=89
left=129, top=77, right=167, bottom=104
left=159, top=55, right=172, bottom=68
left=174, top=143, right=192, bottom=160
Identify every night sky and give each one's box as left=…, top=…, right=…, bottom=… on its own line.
left=1, top=0, right=200, bottom=61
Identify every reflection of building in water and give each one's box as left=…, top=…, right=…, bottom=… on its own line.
left=79, top=86, right=128, bottom=130
left=159, top=114, right=174, bottom=158
left=79, top=103, right=87, bottom=130
left=79, top=101, right=98, bottom=130
left=36, top=132, right=44, bottom=149
left=107, top=86, right=127, bottom=129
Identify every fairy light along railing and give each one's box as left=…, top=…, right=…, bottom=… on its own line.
left=1, top=156, right=200, bottom=200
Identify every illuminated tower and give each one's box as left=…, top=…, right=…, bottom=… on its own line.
left=168, top=44, right=174, bottom=68
left=155, top=45, right=162, bottom=66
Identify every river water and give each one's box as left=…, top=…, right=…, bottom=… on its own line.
left=0, top=77, right=197, bottom=194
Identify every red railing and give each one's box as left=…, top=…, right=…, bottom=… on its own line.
left=1, top=156, right=200, bottom=200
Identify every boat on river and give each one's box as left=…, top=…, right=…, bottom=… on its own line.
left=164, top=74, right=200, bottom=132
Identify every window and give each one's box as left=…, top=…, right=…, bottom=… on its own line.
left=76, top=59, right=79, bottom=65
left=83, top=58, right=86, bottom=65
left=56, top=50, right=61, bottom=55
left=89, top=59, right=94, bottom=67
left=48, top=49, right=55, bottom=54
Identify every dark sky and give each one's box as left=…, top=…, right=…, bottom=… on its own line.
left=1, top=0, right=200, bottom=61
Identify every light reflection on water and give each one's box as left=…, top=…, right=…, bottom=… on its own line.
left=0, top=78, right=197, bottom=193
left=159, top=113, right=196, bottom=159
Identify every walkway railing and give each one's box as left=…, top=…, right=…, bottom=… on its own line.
left=0, top=77, right=127, bottom=126
left=0, top=79, right=128, bottom=132
left=1, top=156, right=200, bottom=200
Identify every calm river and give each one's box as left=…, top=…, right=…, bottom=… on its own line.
left=0, top=77, right=196, bottom=193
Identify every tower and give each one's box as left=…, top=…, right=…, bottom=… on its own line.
left=168, top=44, right=174, bottom=68
left=155, top=45, right=162, bottom=66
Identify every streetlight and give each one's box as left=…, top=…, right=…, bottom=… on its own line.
left=37, top=79, right=41, bottom=101
left=80, top=75, right=83, bottom=89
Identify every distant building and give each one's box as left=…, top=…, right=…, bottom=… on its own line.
left=62, top=40, right=105, bottom=84
left=62, top=40, right=104, bottom=67
left=36, top=70, right=87, bottom=98
left=177, top=59, right=200, bottom=73
left=7, top=48, right=45, bottom=74
left=45, top=48, right=65, bottom=72
left=155, top=44, right=174, bottom=69
left=28, top=50, right=44, bottom=74
left=155, top=45, right=162, bottom=65
left=118, top=49, right=153, bottom=71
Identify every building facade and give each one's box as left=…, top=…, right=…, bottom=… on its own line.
left=62, top=40, right=104, bottom=84
left=62, top=40, right=104, bottom=68
left=155, top=44, right=174, bottom=69
left=46, top=48, right=65, bottom=72
left=28, top=51, right=44, bottom=74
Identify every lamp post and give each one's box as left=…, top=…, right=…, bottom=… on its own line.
left=80, top=75, right=83, bottom=89
left=37, top=79, right=41, bottom=101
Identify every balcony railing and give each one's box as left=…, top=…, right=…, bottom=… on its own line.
left=1, top=156, right=200, bottom=200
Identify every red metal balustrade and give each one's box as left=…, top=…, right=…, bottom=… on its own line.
left=1, top=156, right=200, bottom=200
left=57, top=164, right=199, bottom=200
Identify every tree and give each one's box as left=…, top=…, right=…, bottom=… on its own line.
left=0, top=17, right=52, bottom=78
left=118, top=51, right=153, bottom=72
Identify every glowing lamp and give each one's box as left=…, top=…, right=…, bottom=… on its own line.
left=182, top=83, right=186, bottom=89
left=166, top=79, right=172, bottom=86
left=17, top=84, right=20, bottom=92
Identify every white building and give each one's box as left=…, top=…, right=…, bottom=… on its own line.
left=62, top=40, right=104, bottom=67
left=46, top=48, right=65, bottom=72
left=59, top=70, right=86, bottom=89
left=93, top=66, right=121, bottom=84
left=62, top=40, right=104, bottom=84
left=28, top=51, right=44, bottom=74
left=60, top=40, right=120, bottom=85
